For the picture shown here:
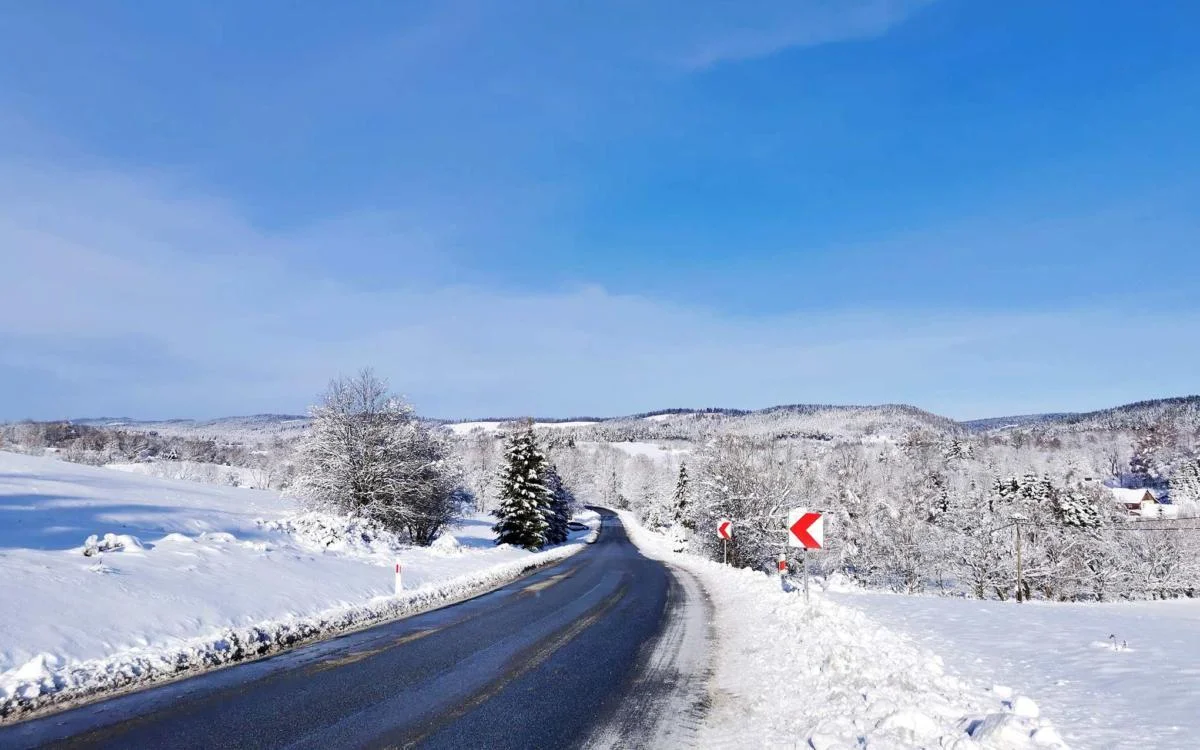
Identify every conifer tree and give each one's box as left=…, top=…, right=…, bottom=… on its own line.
left=1171, top=457, right=1200, bottom=507
left=543, top=465, right=573, bottom=545
left=492, top=421, right=552, bottom=550
left=672, top=463, right=693, bottom=530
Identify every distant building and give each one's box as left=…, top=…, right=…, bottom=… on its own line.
left=1110, top=488, right=1177, bottom=518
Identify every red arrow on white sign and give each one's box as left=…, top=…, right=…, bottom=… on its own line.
left=787, top=508, right=823, bottom=549
left=717, top=518, right=733, bottom=540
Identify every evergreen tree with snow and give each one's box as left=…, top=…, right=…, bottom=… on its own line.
left=1170, top=457, right=1200, bottom=508
left=543, top=464, right=573, bottom=545
left=492, top=421, right=553, bottom=551
left=1054, top=487, right=1104, bottom=528
left=672, top=463, right=693, bottom=530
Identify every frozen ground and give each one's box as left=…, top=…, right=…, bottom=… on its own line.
left=447, top=420, right=599, bottom=435
left=578, top=441, right=691, bottom=461
left=0, top=451, right=597, bottom=720
left=829, top=589, right=1200, bottom=750
left=618, top=512, right=1064, bottom=749
left=105, top=460, right=273, bottom=489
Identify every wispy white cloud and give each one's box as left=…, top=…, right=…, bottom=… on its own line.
left=666, top=0, right=938, bottom=71
left=4, top=157, right=1197, bottom=421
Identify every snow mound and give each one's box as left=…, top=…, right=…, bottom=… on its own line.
left=257, top=512, right=403, bottom=559
left=81, top=533, right=144, bottom=556
left=430, top=534, right=463, bottom=555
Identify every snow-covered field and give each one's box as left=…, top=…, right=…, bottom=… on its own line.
left=619, top=512, right=1065, bottom=750
left=447, top=420, right=599, bottom=435
left=105, top=460, right=272, bottom=489
left=0, top=451, right=597, bottom=720
left=829, top=590, right=1200, bottom=750
left=578, top=441, right=691, bottom=461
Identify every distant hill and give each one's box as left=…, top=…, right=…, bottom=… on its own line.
left=54, top=395, right=1200, bottom=443
left=72, top=415, right=312, bottom=440
left=961, top=414, right=1070, bottom=432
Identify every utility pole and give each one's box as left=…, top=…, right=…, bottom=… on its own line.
left=1012, top=516, right=1025, bottom=603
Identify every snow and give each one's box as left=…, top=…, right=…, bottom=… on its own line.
left=828, top=589, right=1200, bottom=749
left=0, top=451, right=599, bottom=721
left=447, top=422, right=504, bottom=435
left=105, top=460, right=271, bottom=489
left=578, top=441, right=690, bottom=460
left=447, top=420, right=599, bottom=435
left=618, top=512, right=1063, bottom=749
left=1110, top=488, right=1157, bottom=505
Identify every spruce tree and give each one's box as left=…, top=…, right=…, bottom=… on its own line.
left=492, top=421, right=552, bottom=551
left=672, top=463, right=693, bottom=530
left=1171, top=457, right=1200, bottom=506
left=543, top=465, right=573, bottom=545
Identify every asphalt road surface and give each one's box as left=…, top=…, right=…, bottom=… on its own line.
left=0, top=509, right=711, bottom=750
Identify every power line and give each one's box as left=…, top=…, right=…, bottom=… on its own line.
left=1107, top=526, right=1200, bottom=532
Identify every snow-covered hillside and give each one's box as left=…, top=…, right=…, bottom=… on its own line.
left=72, top=414, right=312, bottom=442
left=0, top=452, right=596, bottom=719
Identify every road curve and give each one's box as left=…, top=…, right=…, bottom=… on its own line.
left=0, top=509, right=711, bottom=750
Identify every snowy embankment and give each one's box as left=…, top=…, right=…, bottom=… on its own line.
left=829, top=590, right=1200, bottom=750
left=0, top=452, right=598, bottom=723
left=617, top=512, right=1066, bottom=750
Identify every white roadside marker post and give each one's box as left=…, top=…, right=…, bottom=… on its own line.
left=394, top=560, right=403, bottom=596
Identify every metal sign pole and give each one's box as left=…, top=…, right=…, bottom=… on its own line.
left=802, top=549, right=810, bottom=603
left=723, top=537, right=728, bottom=565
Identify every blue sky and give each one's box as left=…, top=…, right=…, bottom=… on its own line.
left=2, top=0, right=1198, bottom=421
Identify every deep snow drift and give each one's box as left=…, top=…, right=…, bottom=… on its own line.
left=0, top=451, right=597, bottom=720
left=618, top=512, right=1067, bottom=749
left=830, top=589, right=1200, bottom=750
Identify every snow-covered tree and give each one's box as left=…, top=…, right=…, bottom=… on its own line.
left=672, top=463, right=693, bottom=530
left=1170, top=456, right=1200, bottom=509
left=493, top=421, right=553, bottom=550
left=543, top=464, right=573, bottom=545
left=293, top=369, right=465, bottom=545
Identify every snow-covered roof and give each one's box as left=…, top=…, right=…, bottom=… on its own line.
left=1110, top=488, right=1159, bottom=505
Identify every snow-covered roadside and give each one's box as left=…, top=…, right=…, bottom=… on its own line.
left=617, top=512, right=1066, bottom=749
left=0, top=452, right=598, bottom=723
left=827, top=590, right=1200, bottom=750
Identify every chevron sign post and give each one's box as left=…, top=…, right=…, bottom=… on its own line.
left=787, top=509, right=824, bottom=549
left=717, top=518, right=733, bottom=565
left=786, top=508, right=824, bottom=603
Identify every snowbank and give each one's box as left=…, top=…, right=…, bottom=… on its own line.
left=617, top=511, right=1066, bottom=749
left=830, top=590, right=1200, bottom=749
left=0, top=452, right=599, bottom=722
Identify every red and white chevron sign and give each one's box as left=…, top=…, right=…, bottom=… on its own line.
left=787, top=508, right=824, bottom=549
left=717, top=518, right=733, bottom=540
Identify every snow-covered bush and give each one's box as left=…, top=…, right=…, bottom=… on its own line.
left=291, top=369, right=466, bottom=546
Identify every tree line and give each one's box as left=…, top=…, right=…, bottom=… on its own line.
left=291, top=370, right=575, bottom=550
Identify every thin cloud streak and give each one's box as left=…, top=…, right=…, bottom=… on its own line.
left=3, top=159, right=1197, bottom=422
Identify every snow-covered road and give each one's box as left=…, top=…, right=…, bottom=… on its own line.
left=0, top=451, right=598, bottom=720
left=1, top=510, right=706, bottom=749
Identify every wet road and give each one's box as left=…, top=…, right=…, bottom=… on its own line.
left=0, top=509, right=709, bottom=749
